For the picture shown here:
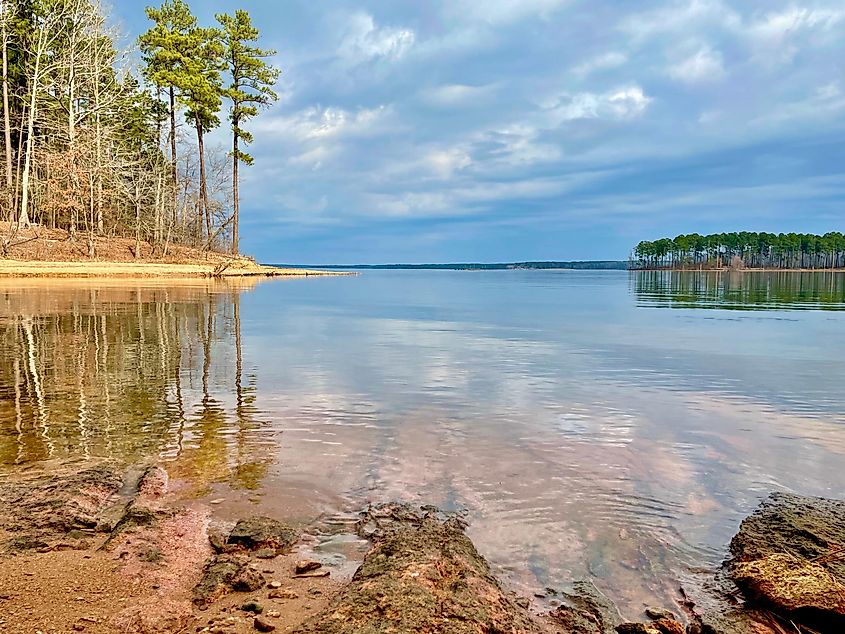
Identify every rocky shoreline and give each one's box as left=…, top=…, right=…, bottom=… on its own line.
left=0, top=461, right=842, bottom=633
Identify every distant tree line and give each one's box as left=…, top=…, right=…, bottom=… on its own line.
left=0, top=0, right=278, bottom=258
left=288, top=261, right=630, bottom=271
left=631, top=232, right=845, bottom=270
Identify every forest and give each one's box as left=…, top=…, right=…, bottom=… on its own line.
left=0, top=0, right=278, bottom=258
left=631, top=232, right=845, bottom=270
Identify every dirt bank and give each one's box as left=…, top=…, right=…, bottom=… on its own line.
left=0, top=223, right=346, bottom=278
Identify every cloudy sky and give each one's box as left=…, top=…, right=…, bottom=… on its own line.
left=115, top=1, right=845, bottom=263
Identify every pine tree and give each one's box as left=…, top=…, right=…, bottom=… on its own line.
left=177, top=23, right=223, bottom=246
left=216, top=10, right=279, bottom=256
left=138, top=0, right=196, bottom=226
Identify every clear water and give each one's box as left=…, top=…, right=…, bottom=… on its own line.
left=1, top=270, right=843, bottom=615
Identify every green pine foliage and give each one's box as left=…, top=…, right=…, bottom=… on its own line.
left=216, top=9, right=279, bottom=255
left=632, top=232, right=845, bottom=270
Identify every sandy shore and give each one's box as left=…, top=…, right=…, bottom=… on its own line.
left=0, top=259, right=350, bottom=279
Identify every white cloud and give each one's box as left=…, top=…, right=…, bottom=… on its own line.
left=668, top=46, right=726, bottom=83
left=752, top=80, right=845, bottom=126
left=572, top=52, right=628, bottom=78
left=256, top=105, right=391, bottom=141
left=422, top=83, right=498, bottom=107
left=622, top=0, right=741, bottom=40
left=485, top=124, right=562, bottom=165
left=425, top=148, right=473, bottom=177
left=449, top=0, right=570, bottom=24
left=746, top=6, right=845, bottom=64
left=545, top=85, right=652, bottom=123
left=338, top=13, right=415, bottom=64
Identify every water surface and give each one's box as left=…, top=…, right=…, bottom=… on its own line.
left=1, top=271, right=843, bottom=615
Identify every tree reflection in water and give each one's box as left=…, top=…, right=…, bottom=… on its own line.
left=0, top=280, right=273, bottom=493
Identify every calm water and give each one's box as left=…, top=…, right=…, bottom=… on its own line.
left=1, top=270, right=844, bottom=614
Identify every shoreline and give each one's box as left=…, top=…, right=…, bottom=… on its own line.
left=0, top=259, right=351, bottom=279
left=1, top=460, right=842, bottom=633
left=631, top=267, right=845, bottom=273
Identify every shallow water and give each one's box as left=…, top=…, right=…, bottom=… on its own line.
left=1, top=270, right=843, bottom=615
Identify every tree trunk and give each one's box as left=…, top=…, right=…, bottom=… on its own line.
left=169, top=86, right=177, bottom=228
left=134, top=181, right=141, bottom=259
left=19, top=82, right=37, bottom=227
left=232, top=118, right=239, bottom=256
left=2, top=19, right=12, bottom=220
left=196, top=120, right=210, bottom=248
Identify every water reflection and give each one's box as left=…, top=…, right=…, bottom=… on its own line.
left=633, top=270, right=845, bottom=310
left=0, top=272, right=843, bottom=618
left=0, top=280, right=272, bottom=494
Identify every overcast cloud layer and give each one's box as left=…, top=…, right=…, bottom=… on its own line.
left=116, top=0, right=845, bottom=263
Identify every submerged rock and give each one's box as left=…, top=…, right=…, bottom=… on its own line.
left=226, top=516, right=298, bottom=554
left=292, top=503, right=544, bottom=633
left=549, top=580, right=622, bottom=634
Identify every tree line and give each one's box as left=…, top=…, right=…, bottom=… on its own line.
left=0, top=0, right=278, bottom=258
left=631, top=232, right=845, bottom=270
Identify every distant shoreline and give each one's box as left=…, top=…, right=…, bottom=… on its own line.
left=632, top=267, right=845, bottom=273
left=276, top=260, right=629, bottom=271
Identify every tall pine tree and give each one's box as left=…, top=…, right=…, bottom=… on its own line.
left=216, top=10, right=279, bottom=256
left=178, top=24, right=223, bottom=246
left=138, top=0, right=195, bottom=228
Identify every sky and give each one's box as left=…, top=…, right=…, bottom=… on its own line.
left=114, top=1, right=845, bottom=264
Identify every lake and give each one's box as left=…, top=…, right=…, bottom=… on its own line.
left=1, top=270, right=843, bottom=615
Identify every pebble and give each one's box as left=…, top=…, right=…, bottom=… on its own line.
left=645, top=607, right=676, bottom=621
left=268, top=589, right=298, bottom=600
left=253, top=616, right=276, bottom=632
left=294, top=560, right=322, bottom=575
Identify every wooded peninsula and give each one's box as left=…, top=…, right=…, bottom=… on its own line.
left=631, top=231, right=845, bottom=270
left=0, top=0, right=277, bottom=266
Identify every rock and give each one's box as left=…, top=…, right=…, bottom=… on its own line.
left=193, top=554, right=265, bottom=605
left=254, top=617, right=276, bottom=632
left=266, top=610, right=281, bottom=618
left=727, top=493, right=845, bottom=630
left=241, top=602, right=263, bottom=614
left=652, top=619, right=684, bottom=634
left=294, top=560, right=322, bottom=574
left=0, top=463, right=123, bottom=551
left=732, top=553, right=845, bottom=616
left=686, top=607, right=779, bottom=634
left=269, top=581, right=282, bottom=589
left=226, top=517, right=298, bottom=554
left=291, top=503, right=545, bottom=633
left=208, top=530, right=228, bottom=553
left=293, top=570, right=329, bottom=579
left=549, top=580, right=622, bottom=634
left=616, top=624, right=660, bottom=634
left=268, top=589, right=298, bottom=600
left=616, top=622, right=683, bottom=634
left=729, top=493, right=845, bottom=578
left=644, top=607, right=676, bottom=621
left=254, top=549, right=276, bottom=560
